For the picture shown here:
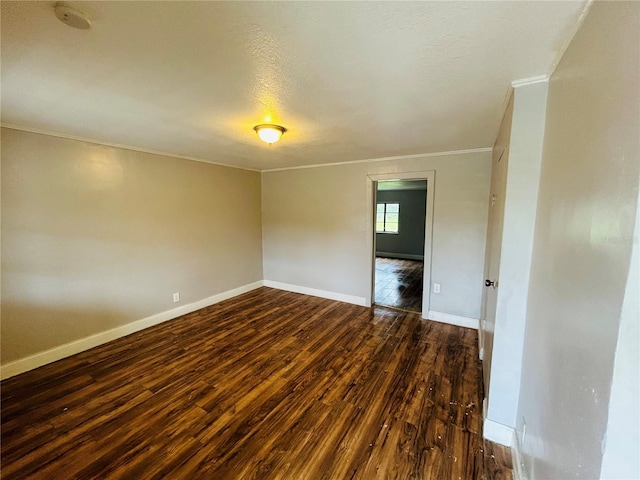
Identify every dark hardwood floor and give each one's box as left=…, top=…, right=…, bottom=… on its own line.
left=375, top=257, right=424, bottom=313
left=1, top=287, right=512, bottom=479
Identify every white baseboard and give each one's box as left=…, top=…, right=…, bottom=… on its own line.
left=263, top=280, right=367, bottom=307
left=0, top=280, right=264, bottom=380
left=427, top=311, right=479, bottom=330
left=511, top=430, right=527, bottom=480
left=483, top=417, right=515, bottom=447
left=376, top=252, right=424, bottom=261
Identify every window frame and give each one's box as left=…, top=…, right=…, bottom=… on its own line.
left=376, top=202, right=400, bottom=234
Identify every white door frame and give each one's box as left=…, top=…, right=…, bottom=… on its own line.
left=365, top=170, right=436, bottom=318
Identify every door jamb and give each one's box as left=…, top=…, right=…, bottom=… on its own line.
left=365, top=170, right=436, bottom=319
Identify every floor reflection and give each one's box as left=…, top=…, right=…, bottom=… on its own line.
left=374, top=257, right=424, bottom=313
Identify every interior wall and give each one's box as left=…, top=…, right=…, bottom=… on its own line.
left=484, top=80, right=548, bottom=433
left=600, top=194, right=639, bottom=480
left=262, top=151, right=491, bottom=319
left=515, top=2, right=640, bottom=478
left=1, top=128, right=264, bottom=365
left=375, top=189, right=427, bottom=258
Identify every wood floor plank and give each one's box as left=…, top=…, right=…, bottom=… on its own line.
left=375, top=257, right=424, bottom=313
left=1, top=287, right=512, bottom=479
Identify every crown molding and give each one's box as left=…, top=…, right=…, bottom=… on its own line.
left=547, top=0, right=595, bottom=77
left=261, top=147, right=492, bottom=173
left=0, top=123, right=261, bottom=173
left=493, top=73, right=548, bottom=147
left=2, top=123, right=492, bottom=174
left=511, top=75, right=549, bottom=88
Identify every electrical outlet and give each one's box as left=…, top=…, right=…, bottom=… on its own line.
left=433, top=283, right=441, bottom=294
left=173, top=292, right=180, bottom=303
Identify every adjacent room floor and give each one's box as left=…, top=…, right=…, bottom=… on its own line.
left=375, top=257, right=424, bottom=313
left=1, top=287, right=512, bottom=479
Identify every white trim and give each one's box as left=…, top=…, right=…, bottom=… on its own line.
left=375, top=252, right=424, bottom=261
left=0, top=281, right=264, bottom=380
left=511, top=429, right=527, bottom=480
left=495, top=75, right=549, bottom=144
left=0, top=123, right=260, bottom=173
left=366, top=170, right=436, bottom=317
left=483, top=417, right=514, bottom=447
left=2, top=125, right=494, bottom=175
left=263, top=280, right=367, bottom=307
left=422, top=175, right=436, bottom=319
left=511, top=75, right=549, bottom=88
left=263, top=147, right=492, bottom=173
left=478, top=318, right=485, bottom=360
left=427, top=311, right=479, bottom=330
left=368, top=179, right=379, bottom=308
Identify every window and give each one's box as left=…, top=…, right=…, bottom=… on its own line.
left=376, top=202, right=399, bottom=233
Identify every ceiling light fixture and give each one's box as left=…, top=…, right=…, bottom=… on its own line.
left=254, top=124, right=287, bottom=145
left=54, top=4, right=91, bottom=29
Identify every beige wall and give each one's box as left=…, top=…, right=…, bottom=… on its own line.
left=1, top=128, right=263, bottom=364
left=262, top=151, right=491, bottom=319
left=515, top=2, right=639, bottom=478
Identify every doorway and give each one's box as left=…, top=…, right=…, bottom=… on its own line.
left=366, top=171, right=435, bottom=318
left=374, top=180, right=427, bottom=313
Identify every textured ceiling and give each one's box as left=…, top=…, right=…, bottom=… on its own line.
left=1, top=1, right=587, bottom=171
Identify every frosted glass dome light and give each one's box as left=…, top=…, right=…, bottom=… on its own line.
left=254, top=124, right=287, bottom=144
